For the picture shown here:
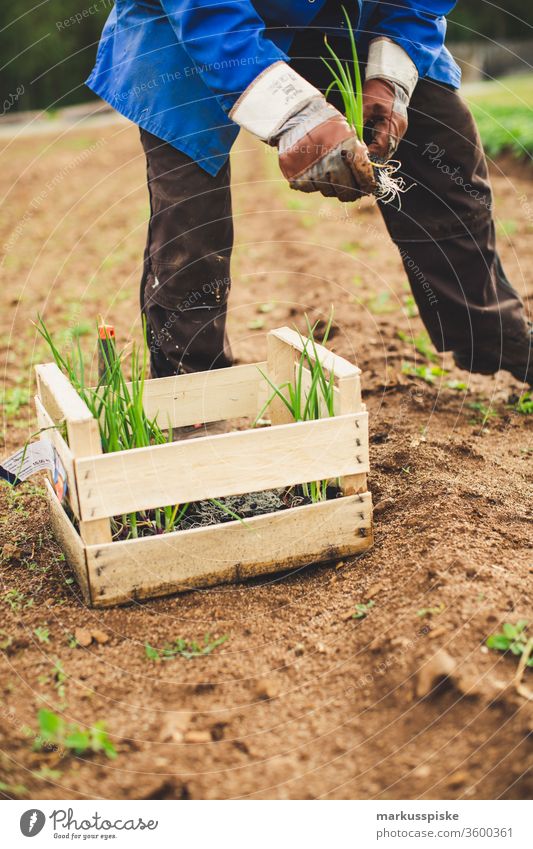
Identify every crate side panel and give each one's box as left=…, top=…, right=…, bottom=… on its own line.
left=35, top=396, right=80, bottom=518
left=121, top=361, right=269, bottom=428
left=44, top=479, right=91, bottom=604
left=86, top=493, right=372, bottom=607
left=76, top=412, right=369, bottom=520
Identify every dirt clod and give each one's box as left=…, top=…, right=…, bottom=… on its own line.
left=74, top=628, right=93, bottom=648
left=91, top=629, right=109, bottom=645
left=365, top=581, right=386, bottom=600
left=415, top=649, right=457, bottom=699
left=183, top=730, right=212, bottom=744
left=255, top=678, right=280, bottom=701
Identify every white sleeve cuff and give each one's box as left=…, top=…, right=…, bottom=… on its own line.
left=365, top=38, right=419, bottom=99
left=229, top=61, right=322, bottom=141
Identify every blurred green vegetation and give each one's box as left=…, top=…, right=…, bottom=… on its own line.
left=0, top=3, right=531, bottom=113
left=0, top=1, right=110, bottom=112
left=465, top=75, right=533, bottom=160
left=448, top=1, right=532, bottom=42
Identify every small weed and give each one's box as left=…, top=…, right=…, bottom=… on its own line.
left=402, top=294, right=418, bottom=318
left=0, top=630, right=13, bottom=650
left=67, top=634, right=79, bottom=648
left=32, top=765, right=62, bottom=781
left=0, top=386, right=31, bottom=417
left=247, top=317, right=265, bottom=330
left=3, top=589, right=32, bottom=611
left=417, top=603, right=445, bottom=618
left=341, top=240, right=360, bottom=255
left=286, top=196, right=306, bottom=211
left=366, top=291, right=395, bottom=314
left=402, top=362, right=447, bottom=384
left=398, top=330, right=438, bottom=363
left=351, top=601, right=375, bottom=621
left=35, top=709, right=117, bottom=759
left=145, top=633, right=228, bottom=662
left=511, top=392, right=533, bottom=415
left=53, top=659, right=67, bottom=701
left=258, top=302, right=276, bottom=314
left=468, top=402, right=499, bottom=428
left=496, top=219, right=518, bottom=238
left=34, top=627, right=50, bottom=644
left=446, top=379, right=468, bottom=391
left=0, top=781, right=28, bottom=798
left=486, top=621, right=533, bottom=668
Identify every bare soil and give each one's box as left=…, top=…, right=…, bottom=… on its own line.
left=0, top=117, right=531, bottom=800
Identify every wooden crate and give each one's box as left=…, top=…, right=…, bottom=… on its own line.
left=35, top=327, right=373, bottom=607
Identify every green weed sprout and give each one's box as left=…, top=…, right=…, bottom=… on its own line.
left=35, top=708, right=117, bottom=759
left=323, top=6, right=411, bottom=206
left=256, top=311, right=338, bottom=503
left=145, top=633, right=228, bottom=662
left=323, top=8, right=363, bottom=141
left=486, top=621, right=533, bottom=667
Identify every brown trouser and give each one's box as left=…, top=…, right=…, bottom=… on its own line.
left=140, top=31, right=526, bottom=377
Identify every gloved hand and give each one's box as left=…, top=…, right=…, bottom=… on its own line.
left=230, top=61, right=375, bottom=201
left=275, top=98, right=376, bottom=201
left=363, top=38, right=419, bottom=159
left=363, top=78, right=409, bottom=160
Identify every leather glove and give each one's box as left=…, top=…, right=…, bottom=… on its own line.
left=230, top=61, right=375, bottom=201
left=364, top=38, right=419, bottom=159
left=275, top=98, right=376, bottom=201
left=363, top=78, right=409, bottom=160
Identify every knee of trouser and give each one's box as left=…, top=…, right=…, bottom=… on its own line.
left=144, top=261, right=231, bottom=314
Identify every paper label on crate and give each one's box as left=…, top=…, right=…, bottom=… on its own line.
left=0, top=438, right=67, bottom=498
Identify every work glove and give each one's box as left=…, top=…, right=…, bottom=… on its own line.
left=230, top=61, right=375, bottom=201
left=363, top=38, right=419, bottom=160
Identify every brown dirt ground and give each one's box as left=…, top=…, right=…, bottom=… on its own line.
left=0, top=117, right=532, bottom=801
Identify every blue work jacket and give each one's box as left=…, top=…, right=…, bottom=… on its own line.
left=86, top=1, right=460, bottom=175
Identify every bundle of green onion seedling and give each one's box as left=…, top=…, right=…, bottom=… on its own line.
left=36, top=318, right=192, bottom=539
left=257, top=313, right=339, bottom=503
left=323, top=6, right=410, bottom=207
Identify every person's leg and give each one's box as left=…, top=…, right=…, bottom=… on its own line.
left=140, top=129, right=233, bottom=377
left=377, top=79, right=531, bottom=381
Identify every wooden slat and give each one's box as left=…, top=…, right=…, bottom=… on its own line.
left=75, top=412, right=369, bottom=521
left=35, top=395, right=80, bottom=518
left=44, top=478, right=91, bottom=605
left=86, top=493, right=373, bottom=607
left=35, top=363, right=112, bottom=544
left=269, top=327, right=361, bottom=380
left=113, top=361, right=270, bottom=428
left=338, top=375, right=367, bottom=495
left=266, top=331, right=300, bottom=424
left=35, top=363, right=94, bottom=426
left=68, top=414, right=113, bottom=545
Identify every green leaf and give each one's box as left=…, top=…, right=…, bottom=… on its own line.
left=144, top=643, right=160, bottom=661
left=64, top=729, right=90, bottom=753
left=90, top=723, right=117, bottom=759
left=486, top=634, right=510, bottom=651
left=502, top=622, right=518, bottom=639
left=38, top=709, right=63, bottom=739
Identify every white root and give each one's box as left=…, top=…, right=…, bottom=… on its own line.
left=372, top=159, right=414, bottom=209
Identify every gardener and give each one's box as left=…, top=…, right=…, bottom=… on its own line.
left=87, top=0, right=532, bottom=385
